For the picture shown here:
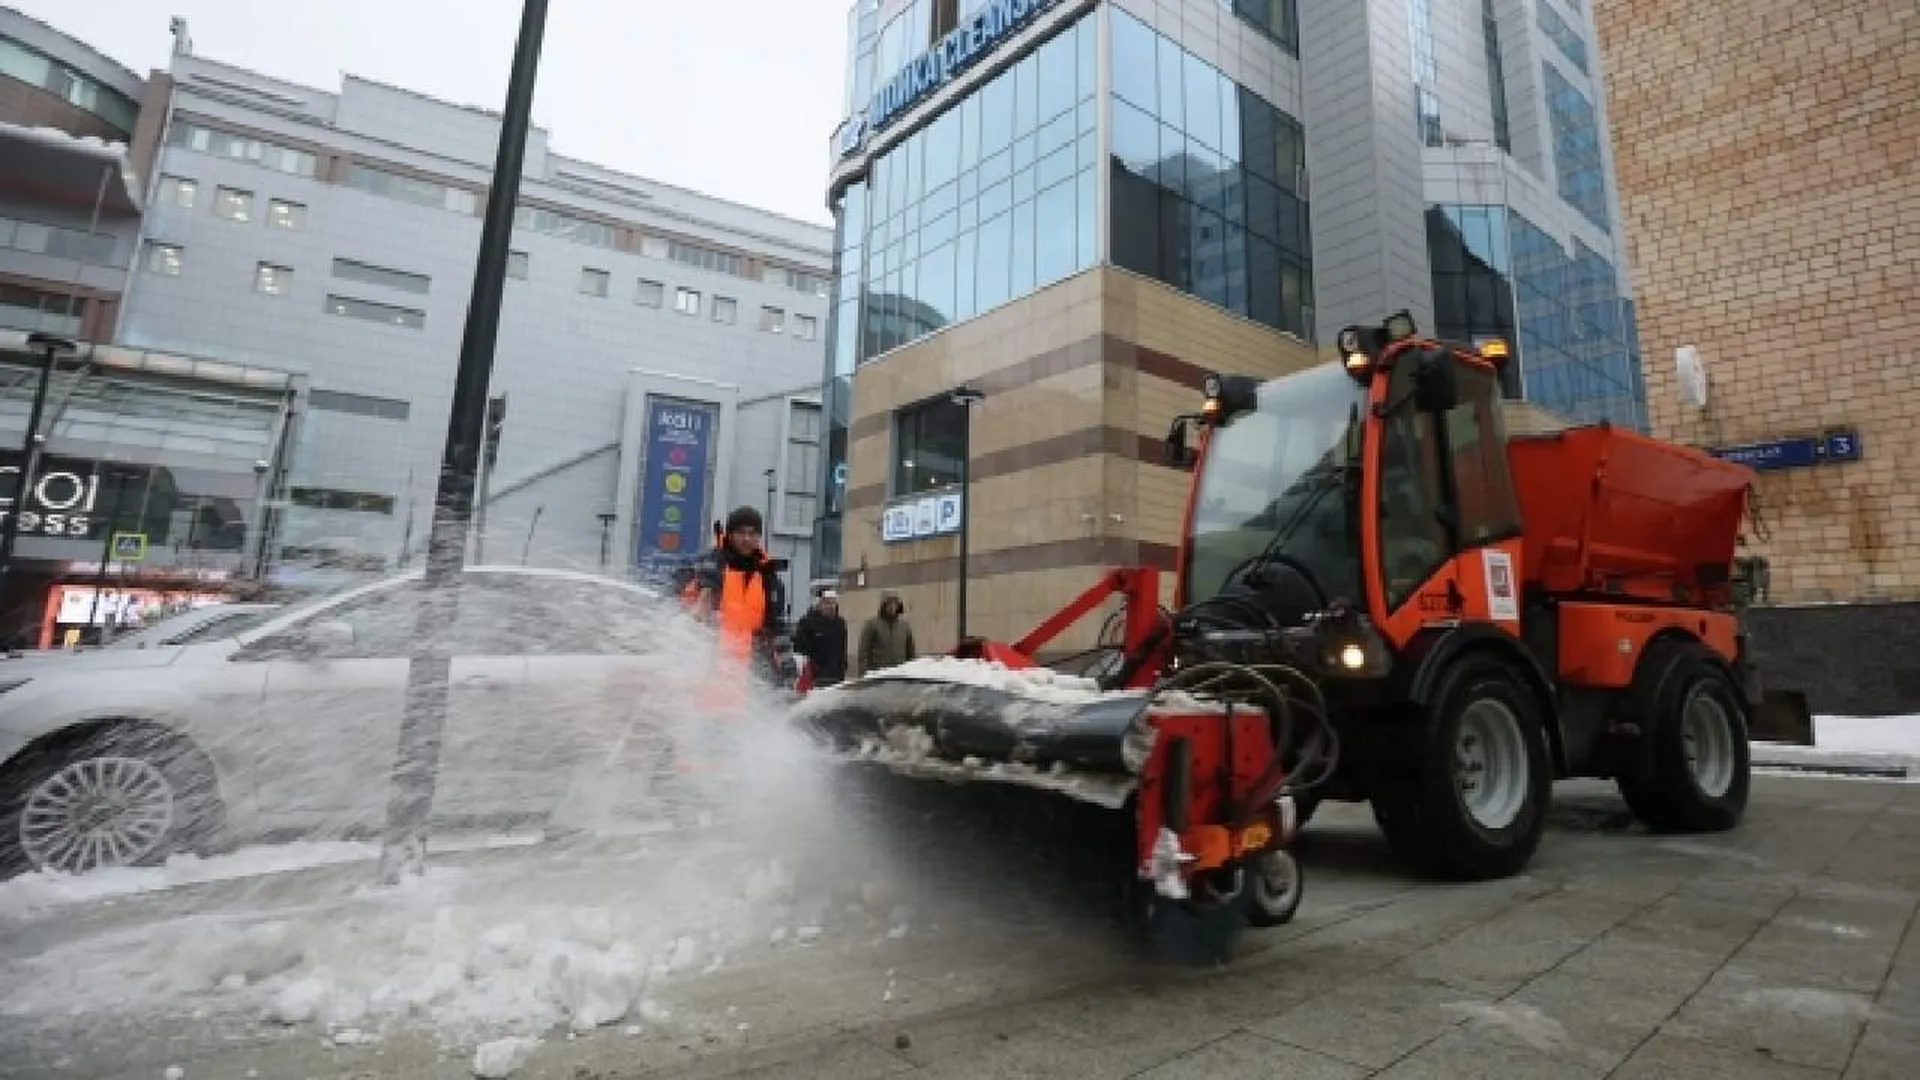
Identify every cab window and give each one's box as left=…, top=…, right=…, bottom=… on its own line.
left=1376, top=397, right=1453, bottom=611
left=1446, top=363, right=1524, bottom=545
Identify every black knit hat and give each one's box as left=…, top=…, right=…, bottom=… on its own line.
left=725, top=505, right=763, bottom=534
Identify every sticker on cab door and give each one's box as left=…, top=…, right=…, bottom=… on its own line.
left=1482, top=549, right=1519, bottom=622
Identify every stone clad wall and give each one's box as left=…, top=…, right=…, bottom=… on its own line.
left=1594, top=0, right=1920, bottom=604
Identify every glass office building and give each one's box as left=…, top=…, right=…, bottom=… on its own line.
left=817, top=0, right=1645, bottom=645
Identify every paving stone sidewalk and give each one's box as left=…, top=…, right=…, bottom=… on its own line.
left=6, top=774, right=1917, bottom=1079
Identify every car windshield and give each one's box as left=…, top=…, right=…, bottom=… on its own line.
left=1185, top=362, right=1367, bottom=608
left=104, top=606, right=280, bottom=650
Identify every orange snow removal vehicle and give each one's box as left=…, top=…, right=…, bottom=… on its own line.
left=794, top=310, right=1810, bottom=948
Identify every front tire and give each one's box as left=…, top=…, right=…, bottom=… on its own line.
left=1618, top=646, right=1751, bottom=833
left=0, top=725, right=221, bottom=878
left=1371, top=654, right=1553, bottom=881
left=1245, top=848, right=1304, bottom=927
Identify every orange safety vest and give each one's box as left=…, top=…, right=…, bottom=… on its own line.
left=714, top=564, right=768, bottom=664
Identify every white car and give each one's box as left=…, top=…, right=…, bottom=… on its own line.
left=0, top=566, right=706, bottom=878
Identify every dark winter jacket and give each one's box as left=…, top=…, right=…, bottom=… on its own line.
left=792, top=608, right=849, bottom=683
left=857, top=592, right=916, bottom=675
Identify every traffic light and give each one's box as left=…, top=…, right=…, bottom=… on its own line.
left=483, top=394, right=507, bottom=469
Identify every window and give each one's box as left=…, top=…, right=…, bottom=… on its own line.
left=1225, top=0, right=1299, bottom=55
left=144, top=242, right=183, bottom=276
left=327, top=294, right=426, bottom=329
left=1536, top=0, right=1590, bottom=74
left=345, top=163, right=475, bottom=214
left=640, top=236, right=669, bottom=260
left=1543, top=63, right=1609, bottom=230
left=0, top=218, right=113, bottom=263
left=1409, top=0, right=1443, bottom=146
left=667, top=240, right=748, bottom=278
left=0, top=37, right=138, bottom=131
left=785, top=401, right=823, bottom=531
left=268, top=199, right=306, bottom=230
left=1109, top=9, right=1315, bottom=340
left=712, top=296, right=738, bottom=323
left=580, top=267, right=610, bottom=297
left=253, top=263, right=293, bottom=296
left=158, top=175, right=198, bottom=209
left=507, top=251, right=529, bottom=280
left=1375, top=382, right=1454, bottom=612
left=848, top=8, right=1100, bottom=363
left=1483, top=0, right=1513, bottom=153
left=674, top=287, right=700, bottom=316
left=514, top=204, right=618, bottom=250
left=1443, top=364, right=1525, bottom=546
left=214, top=186, right=254, bottom=222
left=290, top=487, right=397, bottom=514
left=637, top=279, right=665, bottom=307
left=760, top=306, right=786, bottom=333
left=331, top=258, right=431, bottom=295
left=891, top=396, right=967, bottom=496
left=795, top=314, right=818, bottom=341
left=168, top=120, right=318, bottom=177
left=763, top=266, right=831, bottom=297
left=309, top=389, right=411, bottom=420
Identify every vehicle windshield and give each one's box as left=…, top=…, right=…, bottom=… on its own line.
left=1185, top=362, right=1367, bottom=609
left=105, top=605, right=280, bottom=650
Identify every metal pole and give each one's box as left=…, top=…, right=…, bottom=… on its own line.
left=85, top=468, right=128, bottom=642
left=379, top=0, right=549, bottom=886
left=521, top=505, right=542, bottom=566
left=0, top=340, right=64, bottom=586
left=956, top=417, right=970, bottom=643
left=597, top=511, right=615, bottom=570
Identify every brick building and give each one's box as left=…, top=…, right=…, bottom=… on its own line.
left=1595, top=0, right=1919, bottom=712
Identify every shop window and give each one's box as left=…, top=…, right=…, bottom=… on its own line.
left=891, top=396, right=967, bottom=496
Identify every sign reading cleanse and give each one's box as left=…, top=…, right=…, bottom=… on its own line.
left=838, top=0, right=1065, bottom=158
left=635, top=397, right=716, bottom=561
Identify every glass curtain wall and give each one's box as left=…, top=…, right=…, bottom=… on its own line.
left=1108, top=8, right=1316, bottom=341
left=1428, top=203, right=1646, bottom=430
left=857, top=9, right=1099, bottom=360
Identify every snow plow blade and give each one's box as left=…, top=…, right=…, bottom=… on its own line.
left=791, top=676, right=1151, bottom=809
left=1750, top=688, right=1815, bottom=746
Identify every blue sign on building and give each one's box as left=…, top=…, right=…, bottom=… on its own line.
left=1708, top=428, right=1863, bottom=472
left=634, top=397, right=716, bottom=565
left=838, top=0, right=1063, bottom=158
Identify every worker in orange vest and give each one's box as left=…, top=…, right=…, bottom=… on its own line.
left=688, top=506, right=786, bottom=677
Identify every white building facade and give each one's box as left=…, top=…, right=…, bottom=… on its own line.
left=119, top=26, right=834, bottom=595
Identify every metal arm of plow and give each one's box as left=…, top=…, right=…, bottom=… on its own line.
left=1002, top=567, right=1161, bottom=670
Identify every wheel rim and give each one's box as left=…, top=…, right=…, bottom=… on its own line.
left=1253, top=849, right=1299, bottom=913
left=1681, top=688, right=1737, bottom=799
left=1454, top=699, right=1529, bottom=831
left=20, top=756, right=175, bottom=875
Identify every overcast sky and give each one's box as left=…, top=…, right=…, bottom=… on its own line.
left=16, top=0, right=849, bottom=227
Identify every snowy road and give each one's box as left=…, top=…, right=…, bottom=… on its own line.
left=5, top=774, right=1920, bottom=1078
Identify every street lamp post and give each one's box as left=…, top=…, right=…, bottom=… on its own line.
left=950, top=385, right=984, bottom=643
left=596, top=510, right=617, bottom=571
left=0, top=333, right=77, bottom=591
left=763, top=467, right=777, bottom=546
left=379, top=0, right=550, bottom=886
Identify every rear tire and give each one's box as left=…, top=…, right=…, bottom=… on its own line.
left=1371, top=654, right=1553, bottom=881
left=1618, top=645, right=1751, bottom=833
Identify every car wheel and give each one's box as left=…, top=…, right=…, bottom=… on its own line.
left=0, top=725, right=221, bottom=878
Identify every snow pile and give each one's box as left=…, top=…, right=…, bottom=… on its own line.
left=1752, top=713, right=1920, bottom=781
left=844, top=656, right=1138, bottom=704
left=0, top=835, right=537, bottom=920
left=473, top=1035, right=540, bottom=1077
left=0, top=119, right=129, bottom=160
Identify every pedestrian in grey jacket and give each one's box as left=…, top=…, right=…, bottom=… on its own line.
left=857, top=590, right=916, bottom=675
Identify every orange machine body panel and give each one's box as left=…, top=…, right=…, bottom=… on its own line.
left=1554, top=601, right=1741, bottom=688
left=1506, top=424, right=1754, bottom=606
